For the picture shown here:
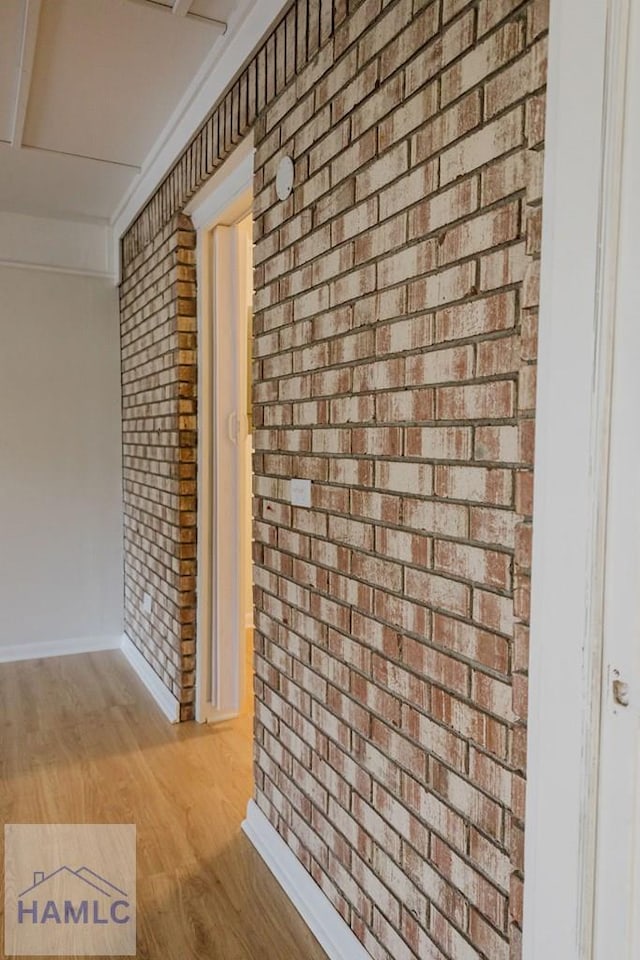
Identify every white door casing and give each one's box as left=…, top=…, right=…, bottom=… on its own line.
left=189, top=138, right=253, bottom=723
left=592, top=0, right=640, bottom=955
left=524, top=0, right=638, bottom=957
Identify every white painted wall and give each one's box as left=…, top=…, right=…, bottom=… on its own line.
left=0, top=266, right=123, bottom=654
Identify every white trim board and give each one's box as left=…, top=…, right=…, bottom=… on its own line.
left=0, top=211, right=112, bottom=279
left=0, top=634, right=121, bottom=664
left=523, top=0, right=620, bottom=958
left=0, top=259, right=112, bottom=280
left=192, top=138, right=253, bottom=725
left=120, top=634, right=180, bottom=723
left=185, top=136, right=254, bottom=229
left=242, top=801, right=373, bottom=960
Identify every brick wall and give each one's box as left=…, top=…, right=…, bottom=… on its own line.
left=119, top=0, right=547, bottom=954
left=119, top=1, right=356, bottom=724
left=250, top=1, right=546, bottom=958
left=120, top=214, right=198, bottom=721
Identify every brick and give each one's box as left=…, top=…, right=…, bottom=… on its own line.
left=330, top=129, right=377, bottom=185
left=375, top=387, right=434, bottom=422
left=482, top=152, right=527, bottom=206
left=379, top=163, right=439, bottom=225
left=472, top=670, right=516, bottom=722
left=377, top=239, right=437, bottom=288
left=405, top=568, right=471, bottom=618
left=440, top=108, right=524, bottom=185
left=408, top=262, right=478, bottom=312
left=430, top=907, right=484, bottom=960
left=435, top=465, right=513, bottom=506
left=485, top=39, right=548, bottom=119
left=439, top=202, right=521, bottom=266
left=470, top=506, right=518, bottom=548
left=403, top=708, right=468, bottom=773
left=477, top=0, right=524, bottom=36
left=435, top=291, right=517, bottom=343
left=433, top=614, right=509, bottom=673
left=406, top=343, right=474, bottom=386
left=434, top=540, right=512, bottom=589
left=334, top=0, right=382, bottom=57
left=528, top=0, right=550, bottom=42
left=480, top=242, right=528, bottom=292
left=375, top=460, right=434, bottom=495
left=402, top=640, right=469, bottom=696
left=355, top=143, right=409, bottom=202
left=379, top=0, right=441, bottom=80
left=431, top=689, right=508, bottom=757
left=378, top=83, right=439, bottom=152
left=430, top=759, right=503, bottom=840
left=403, top=499, right=469, bottom=539
left=356, top=0, right=413, bottom=65
left=405, top=425, right=473, bottom=460
left=352, top=73, right=406, bottom=140
left=475, top=424, right=519, bottom=462
left=405, top=11, right=476, bottom=97
left=408, top=178, right=480, bottom=240
left=332, top=197, right=379, bottom=245
left=435, top=381, right=516, bottom=420
left=441, top=21, right=526, bottom=107
left=411, top=90, right=482, bottom=166
left=469, top=910, right=510, bottom=960
left=442, top=0, right=474, bottom=21
left=375, top=315, right=432, bottom=354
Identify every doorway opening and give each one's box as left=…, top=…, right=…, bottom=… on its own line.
left=190, top=140, right=254, bottom=724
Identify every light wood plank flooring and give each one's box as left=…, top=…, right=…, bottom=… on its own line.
left=0, top=650, right=327, bottom=960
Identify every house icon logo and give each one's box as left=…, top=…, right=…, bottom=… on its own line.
left=18, top=865, right=131, bottom=926
left=5, top=823, right=136, bottom=957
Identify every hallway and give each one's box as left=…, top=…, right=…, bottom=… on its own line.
left=0, top=652, right=326, bottom=960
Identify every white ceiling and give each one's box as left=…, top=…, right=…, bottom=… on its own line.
left=0, top=0, right=252, bottom=225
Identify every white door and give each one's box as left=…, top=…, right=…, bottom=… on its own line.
left=593, top=2, right=640, bottom=954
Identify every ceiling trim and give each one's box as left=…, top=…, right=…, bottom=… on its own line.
left=0, top=258, right=113, bottom=280
left=111, top=0, right=290, bottom=274
left=11, top=0, right=42, bottom=147
left=172, top=0, right=192, bottom=16
left=20, top=142, right=141, bottom=170
left=0, top=211, right=113, bottom=279
left=126, top=0, right=226, bottom=29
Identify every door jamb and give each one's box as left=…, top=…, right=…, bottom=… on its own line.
left=524, top=2, right=630, bottom=957
left=187, top=136, right=254, bottom=723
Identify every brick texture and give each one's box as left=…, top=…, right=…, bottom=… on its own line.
left=120, top=214, right=197, bottom=720
left=120, top=0, right=547, bottom=955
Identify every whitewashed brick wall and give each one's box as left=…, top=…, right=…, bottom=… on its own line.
left=120, top=0, right=547, bottom=955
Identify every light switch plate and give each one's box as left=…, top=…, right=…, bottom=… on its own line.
left=290, top=478, right=311, bottom=507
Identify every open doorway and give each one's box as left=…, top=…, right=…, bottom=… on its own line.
left=190, top=141, right=254, bottom=724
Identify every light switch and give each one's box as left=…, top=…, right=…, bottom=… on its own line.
left=290, top=478, right=311, bottom=507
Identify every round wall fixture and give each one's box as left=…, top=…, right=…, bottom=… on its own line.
left=276, top=156, right=295, bottom=201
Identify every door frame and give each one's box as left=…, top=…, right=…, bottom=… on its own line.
left=186, top=135, right=254, bottom=723
left=524, top=1, right=631, bottom=958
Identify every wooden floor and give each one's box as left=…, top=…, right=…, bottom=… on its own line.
left=0, top=650, right=327, bottom=960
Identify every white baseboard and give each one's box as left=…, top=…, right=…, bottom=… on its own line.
left=120, top=633, right=180, bottom=723
left=0, top=634, right=121, bottom=664
left=242, top=800, right=372, bottom=960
